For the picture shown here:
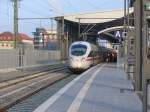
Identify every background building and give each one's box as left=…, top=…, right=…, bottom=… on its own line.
left=0, top=32, right=33, bottom=49
left=33, top=28, right=58, bottom=50
left=33, top=28, right=46, bottom=49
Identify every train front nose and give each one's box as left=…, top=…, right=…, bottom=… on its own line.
left=70, top=59, right=80, bottom=68
left=69, top=58, right=83, bottom=68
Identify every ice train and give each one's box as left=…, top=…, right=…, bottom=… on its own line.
left=68, top=41, right=101, bottom=72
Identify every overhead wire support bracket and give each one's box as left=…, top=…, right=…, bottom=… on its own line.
left=76, top=17, right=134, bottom=20
left=18, top=17, right=55, bottom=20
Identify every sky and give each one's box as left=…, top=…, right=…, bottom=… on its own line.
left=0, top=0, right=124, bottom=37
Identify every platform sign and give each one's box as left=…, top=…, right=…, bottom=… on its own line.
left=114, top=30, right=127, bottom=42
left=114, top=30, right=123, bottom=39
left=115, top=31, right=121, bottom=38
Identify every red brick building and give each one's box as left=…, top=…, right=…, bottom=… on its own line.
left=0, top=32, right=33, bottom=49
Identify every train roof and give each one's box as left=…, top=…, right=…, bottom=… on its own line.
left=71, top=41, right=90, bottom=45
left=71, top=41, right=97, bottom=47
left=70, top=41, right=98, bottom=51
left=63, top=8, right=133, bottom=24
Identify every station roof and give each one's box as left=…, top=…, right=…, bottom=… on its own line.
left=98, top=26, right=134, bottom=35
left=64, top=8, right=133, bottom=24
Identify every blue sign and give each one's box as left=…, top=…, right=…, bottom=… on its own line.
left=114, top=31, right=123, bottom=39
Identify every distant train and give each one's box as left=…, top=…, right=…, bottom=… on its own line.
left=68, top=41, right=101, bottom=72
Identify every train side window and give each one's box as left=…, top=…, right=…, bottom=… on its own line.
left=88, top=51, right=93, bottom=57
left=93, top=51, right=97, bottom=57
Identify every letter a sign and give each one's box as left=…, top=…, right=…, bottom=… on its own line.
left=115, top=31, right=121, bottom=38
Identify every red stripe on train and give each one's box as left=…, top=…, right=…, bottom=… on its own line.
left=85, top=56, right=100, bottom=61
left=85, top=57, right=93, bottom=61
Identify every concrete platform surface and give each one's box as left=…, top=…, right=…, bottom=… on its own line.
left=34, top=63, right=142, bottom=112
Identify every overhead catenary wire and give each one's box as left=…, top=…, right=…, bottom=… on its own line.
left=7, top=0, right=10, bottom=16
left=0, top=0, right=53, bottom=34
left=18, top=1, right=56, bottom=30
left=0, top=0, right=125, bottom=36
left=45, top=0, right=64, bottom=15
left=85, top=0, right=123, bottom=13
left=0, top=0, right=12, bottom=17
left=65, top=0, right=78, bottom=13
left=20, top=4, right=50, bottom=17
left=86, top=0, right=100, bottom=10
left=1, top=0, right=50, bottom=33
left=35, top=0, right=64, bottom=15
left=0, top=12, right=12, bottom=17
left=19, top=0, right=55, bottom=16
left=35, top=0, right=54, bottom=13
left=0, top=0, right=12, bottom=31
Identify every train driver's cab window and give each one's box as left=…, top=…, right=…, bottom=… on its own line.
left=71, top=44, right=87, bottom=56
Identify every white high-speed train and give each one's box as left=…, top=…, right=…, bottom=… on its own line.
left=68, top=41, right=101, bottom=72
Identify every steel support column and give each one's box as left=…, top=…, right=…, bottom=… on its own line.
left=124, top=0, right=128, bottom=72
left=143, top=79, right=148, bottom=112
left=60, top=17, right=65, bottom=61
left=134, top=0, right=142, bottom=91
left=56, top=17, right=66, bottom=61
left=56, top=17, right=61, bottom=50
left=13, top=0, right=19, bottom=48
left=126, top=0, right=132, bottom=80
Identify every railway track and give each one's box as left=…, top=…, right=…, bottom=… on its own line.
left=0, top=65, right=67, bottom=89
left=0, top=63, right=66, bottom=83
left=8, top=74, right=77, bottom=112
left=0, top=66, right=71, bottom=111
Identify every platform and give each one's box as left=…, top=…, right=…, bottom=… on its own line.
left=34, top=63, right=142, bottom=112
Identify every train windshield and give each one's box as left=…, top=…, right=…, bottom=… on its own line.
left=71, top=44, right=87, bottom=56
